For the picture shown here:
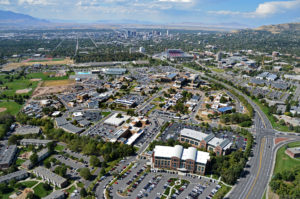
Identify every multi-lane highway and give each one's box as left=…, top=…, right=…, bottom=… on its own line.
left=184, top=65, right=300, bottom=199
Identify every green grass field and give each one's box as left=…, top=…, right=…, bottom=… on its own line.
left=33, top=183, right=53, bottom=198
left=66, top=185, right=76, bottom=193
left=0, top=72, right=70, bottom=115
left=102, top=112, right=111, bottom=117
left=28, top=58, right=64, bottom=62
left=15, top=158, right=26, bottom=166
left=55, top=144, right=65, bottom=152
left=274, top=141, right=300, bottom=174
left=0, top=101, right=22, bottom=115
left=18, top=181, right=38, bottom=188
left=26, top=72, right=68, bottom=81
left=1, top=79, right=39, bottom=96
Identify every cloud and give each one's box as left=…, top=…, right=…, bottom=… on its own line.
left=18, top=0, right=54, bottom=5
left=158, top=0, right=192, bottom=2
left=0, top=0, right=10, bottom=5
left=209, top=0, right=300, bottom=18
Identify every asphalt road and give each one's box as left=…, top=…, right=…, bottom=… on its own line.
left=184, top=64, right=300, bottom=199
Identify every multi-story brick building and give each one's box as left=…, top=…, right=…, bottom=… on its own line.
left=152, top=145, right=210, bottom=175
left=178, top=128, right=232, bottom=156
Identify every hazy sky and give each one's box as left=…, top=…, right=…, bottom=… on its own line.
left=1, top=0, right=300, bottom=26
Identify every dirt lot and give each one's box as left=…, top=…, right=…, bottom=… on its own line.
left=30, top=78, right=42, bottom=82
left=41, top=79, right=75, bottom=87
left=16, top=88, right=32, bottom=94
left=0, top=107, right=7, bottom=113
left=32, top=80, right=75, bottom=98
left=1, top=57, right=73, bottom=72
left=32, top=85, right=73, bottom=98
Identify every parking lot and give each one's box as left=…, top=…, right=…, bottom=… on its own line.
left=107, top=161, right=220, bottom=199
left=161, top=122, right=246, bottom=150
left=82, top=122, right=117, bottom=138
left=54, top=155, right=87, bottom=169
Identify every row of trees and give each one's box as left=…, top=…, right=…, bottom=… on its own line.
left=0, top=113, right=15, bottom=139
left=220, top=113, right=253, bottom=127
left=209, top=128, right=254, bottom=185
left=74, top=52, right=146, bottom=63
left=16, top=114, right=136, bottom=163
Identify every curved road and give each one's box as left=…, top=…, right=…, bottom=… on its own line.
left=184, top=65, right=300, bottom=199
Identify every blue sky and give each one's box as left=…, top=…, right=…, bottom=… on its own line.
left=1, top=0, right=300, bottom=26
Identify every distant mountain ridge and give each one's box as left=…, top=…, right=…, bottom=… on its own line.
left=255, top=22, right=300, bottom=33
left=0, top=10, right=49, bottom=28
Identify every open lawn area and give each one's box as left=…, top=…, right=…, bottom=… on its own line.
left=207, top=65, right=225, bottom=73
left=66, top=185, right=76, bottom=193
left=15, top=158, right=26, bottom=166
left=1, top=58, right=73, bottom=71
left=55, top=144, right=65, bottom=152
left=101, top=111, right=111, bottom=117
left=18, top=181, right=39, bottom=188
left=0, top=79, right=39, bottom=96
left=33, top=183, right=53, bottom=198
left=26, top=72, right=69, bottom=81
left=0, top=101, right=22, bottom=115
left=41, top=79, right=75, bottom=87
left=274, top=141, right=300, bottom=174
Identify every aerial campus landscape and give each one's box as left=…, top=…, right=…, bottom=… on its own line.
left=1, top=1, right=300, bottom=199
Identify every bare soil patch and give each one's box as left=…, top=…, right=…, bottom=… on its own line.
left=41, top=79, right=75, bottom=87
left=1, top=57, right=73, bottom=72
left=32, top=85, right=73, bottom=98
left=0, top=107, right=7, bottom=112
left=16, top=88, right=32, bottom=94
left=30, top=78, right=42, bottom=82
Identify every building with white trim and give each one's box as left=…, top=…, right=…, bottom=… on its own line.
left=179, top=128, right=232, bottom=156
left=152, top=145, right=210, bottom=175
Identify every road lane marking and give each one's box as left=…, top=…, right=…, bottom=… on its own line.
left=245, top=137, right=265, bottom=199
left=256, top=111, right=267, bottom=129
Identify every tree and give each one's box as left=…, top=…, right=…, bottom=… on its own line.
left=54, top=165, right=67, bottom=177
left=0, top=183, right=10, bottom=194
left=8, top=135, right=18, bottom=145
left=80, top=168, right=92, bottom=180
left=80, top=188, right=87, bottom=197
left=42, top=183, right=52, bottom=191
left=47, top=141, right=56, bottom=153
left=206, top=104, right=211, bottom=109
left=100, top=168, right=106, bottom=176
left=44, top=160, right=51, bottom=169
left=90, top=155, right=100, bottom=167
left=30, top=153, right=38, bottom=166
left=116, top=113, right=122, bottom=118
left=220, top=96, right=228, bottom=103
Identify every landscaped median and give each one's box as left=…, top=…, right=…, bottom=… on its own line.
left=212, top=183, right=231, bottom=199
left=87, top=158, right=127, bottom=193
left=118, top=166, right=150, bottom=196
left=161, top=178, right=190, bottom=199
left=102, top=162, right=136, bottom=198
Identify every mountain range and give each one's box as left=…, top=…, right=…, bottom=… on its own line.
left=0, top=9, right=299, bottom=32
left=0, top=10, right=49, bottom=28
